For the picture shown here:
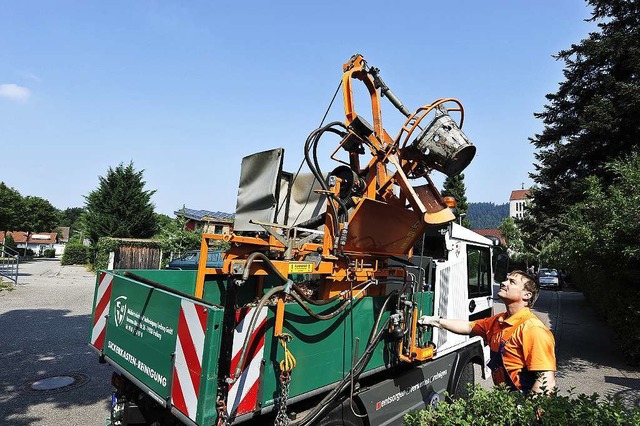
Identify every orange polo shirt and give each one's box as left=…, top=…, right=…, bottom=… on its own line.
left=470, top=308, right=556, bottom=389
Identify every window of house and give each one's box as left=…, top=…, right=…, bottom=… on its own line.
left=468, top=245, right=491, bottom=297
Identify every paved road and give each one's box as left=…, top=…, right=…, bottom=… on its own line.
left=1, top=260, right=639, bottom=426
left=0, top=259, right=113, bottom=426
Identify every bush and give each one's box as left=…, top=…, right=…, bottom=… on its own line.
left=61, top=243, right=89, bottom=265
left=404, top=385, right=640, bottom=426
left=4, top=233, right=17, bottom=251
left=17, top=248, right=35, bottom=257
left=43, top=248, right=56, bottom=258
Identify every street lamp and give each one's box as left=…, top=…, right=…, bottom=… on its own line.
left=458, top=213, right=467, bottom=226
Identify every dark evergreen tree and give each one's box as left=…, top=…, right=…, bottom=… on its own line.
left=84, top=162, right=158, bottom=244
left=529, top=0, right=640, bottom=237
left=58, top=207, right=85, bottom=229
left=441, top=173, right=471, bottom=228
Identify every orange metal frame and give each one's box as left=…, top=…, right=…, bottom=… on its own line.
left=192, top=55, right=457, bottom=364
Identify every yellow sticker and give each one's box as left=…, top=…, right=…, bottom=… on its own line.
left=288, top=263, right=314, bottom=274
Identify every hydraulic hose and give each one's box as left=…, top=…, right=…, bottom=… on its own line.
left=242, top=252, right=287, bottom=283
left=292, top=283, right=343, bottom=306
left=289, top=291, right=351, bottom=321
left=292, top=317, right=391, bottom=426
left=290, top=290, right=397, bottom=425
left=231, top=252, right=290, bottom=384
left=230, top=284, right=286, bottom=384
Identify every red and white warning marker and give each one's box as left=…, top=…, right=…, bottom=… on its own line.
left=227, top=307, right=268, bottom=417
left=172, top=299, right=208, bottom=422
left=90, top=272, right=113, bottom=350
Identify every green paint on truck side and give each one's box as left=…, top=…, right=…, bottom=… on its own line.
left=93, top=270, right=435, bottom=424
left=259, top=292, right=434, bottom=409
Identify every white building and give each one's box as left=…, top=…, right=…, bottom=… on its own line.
left=509, top=190, right=530, bottom=220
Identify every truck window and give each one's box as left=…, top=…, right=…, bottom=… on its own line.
left=467, top=245, right=491, bottom=297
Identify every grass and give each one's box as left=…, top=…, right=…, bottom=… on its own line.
left=0, top=278, right=15, bottom=292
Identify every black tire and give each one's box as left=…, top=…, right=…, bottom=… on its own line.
left=452, top=361, right=475, bottom=400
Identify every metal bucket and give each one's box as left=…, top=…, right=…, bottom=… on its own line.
left=411, top=106, right=476, bottom=176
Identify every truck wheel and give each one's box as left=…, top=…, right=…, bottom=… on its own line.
left=452, top=361, right=475, bottom=400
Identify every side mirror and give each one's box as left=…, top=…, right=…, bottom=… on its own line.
left=494, top=253, right=509, bottom=283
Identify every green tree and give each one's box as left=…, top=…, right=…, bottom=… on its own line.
left=441, top=173, right=471, bottom=228
left=58, top=207, right=85, bottom=229
left=21, top=196, right=59, bottom=237
left=4, top=233, right=17, bottom=251
left=155, top=212, right=203, bottom=259
left=84, top=162, right=158, bottom=244
left=529, top=0, right=640, bottom=237
left=0, top=182, right=23, bottom=235
left=498, top=217, right=524, bottom=255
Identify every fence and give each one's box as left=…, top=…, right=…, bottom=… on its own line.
left=0, top=245, right=19, bottom=283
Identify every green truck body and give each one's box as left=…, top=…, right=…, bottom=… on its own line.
left=91, top=270, right=441, bottom=425
left=90, top=222, right=496, bottom=425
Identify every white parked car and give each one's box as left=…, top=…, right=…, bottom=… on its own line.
left=537, top=268, right=561, bottom=290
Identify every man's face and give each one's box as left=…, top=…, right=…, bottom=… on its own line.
left=498, top=273, right=532, bottom=305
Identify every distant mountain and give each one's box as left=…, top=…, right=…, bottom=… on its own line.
left=467, top=202, right=509, bottom=229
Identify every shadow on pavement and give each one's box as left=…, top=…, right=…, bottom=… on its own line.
left=0, top=308, right=112, bottom=425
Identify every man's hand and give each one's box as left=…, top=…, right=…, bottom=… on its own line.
left=418, top=316, right=441, bottom=328
left=418, top=317, right=473, bottom=335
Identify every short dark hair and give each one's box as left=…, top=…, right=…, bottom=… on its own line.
left=509, top=270, right=539, bottom=307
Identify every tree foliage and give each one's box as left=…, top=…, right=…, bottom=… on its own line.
left=0, top=182, right=23, bottom=233
left=21, top=196, right=59, bottom=234
left=84, top=162, right=158, bottom=244
left=155, top=212, right=203, bottom=259
left=441, top=173, right=472, bottom=228
left=58, top=207, right=85, bottom=229
left=529, top=0, right=640, bottom=236
left=467, top=202, right=509, bottom=229
left=527, top=1, right=640, bottom=363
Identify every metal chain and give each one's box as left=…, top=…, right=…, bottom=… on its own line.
left=216, top=396, right=229, bottom=426
left=275, top=371, right=291, bottom=426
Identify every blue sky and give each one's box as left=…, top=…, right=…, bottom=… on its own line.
left=0, top=1, right=594, bottom=216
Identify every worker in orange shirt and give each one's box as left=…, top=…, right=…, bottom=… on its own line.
left=419, top=270, right=556, bottom=394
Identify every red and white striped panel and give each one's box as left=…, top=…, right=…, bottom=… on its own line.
left=227, top=307, right=268, bottom=417
left=171, top=299, right=208, bottom=422
left=90, top=272, right=113, bottom=350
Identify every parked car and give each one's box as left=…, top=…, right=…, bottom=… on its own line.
left=166, top=250, right=223, bottom=270
left=537, top=268, right=561, bottom=290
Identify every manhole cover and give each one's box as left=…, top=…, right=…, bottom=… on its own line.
left=22, top=372, right=90, bottom=395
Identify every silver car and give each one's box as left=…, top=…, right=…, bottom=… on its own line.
left=537, top=268, right=561, bottom=290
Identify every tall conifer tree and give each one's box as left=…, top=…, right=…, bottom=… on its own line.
left=442, top=173, right=472, bottom=228
left=529, top=0, right=640, bottom=237
left=84, top=162, right=158, bottom=244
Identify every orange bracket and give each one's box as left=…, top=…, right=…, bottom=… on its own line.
left=274, top=296, right=286, bottom=337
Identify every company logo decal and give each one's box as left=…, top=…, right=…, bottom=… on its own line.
left=114, top=296, right=127, bottom=327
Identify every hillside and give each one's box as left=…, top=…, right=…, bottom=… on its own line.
left=467, top=202, right=509, bottom=229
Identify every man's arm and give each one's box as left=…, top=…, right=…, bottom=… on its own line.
left=531, top=370, right=556, bottom=394
left=418, top=316, right=473, bottom=335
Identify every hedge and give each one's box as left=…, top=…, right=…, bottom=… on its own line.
left=43, top=248, right=56, bottom=258
left=404, top=385, right=640, bottom=426
left=61, top=244, right=89, bottom=265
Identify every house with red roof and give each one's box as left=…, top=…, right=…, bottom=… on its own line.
left=0, top=231, right=60, bottom=256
